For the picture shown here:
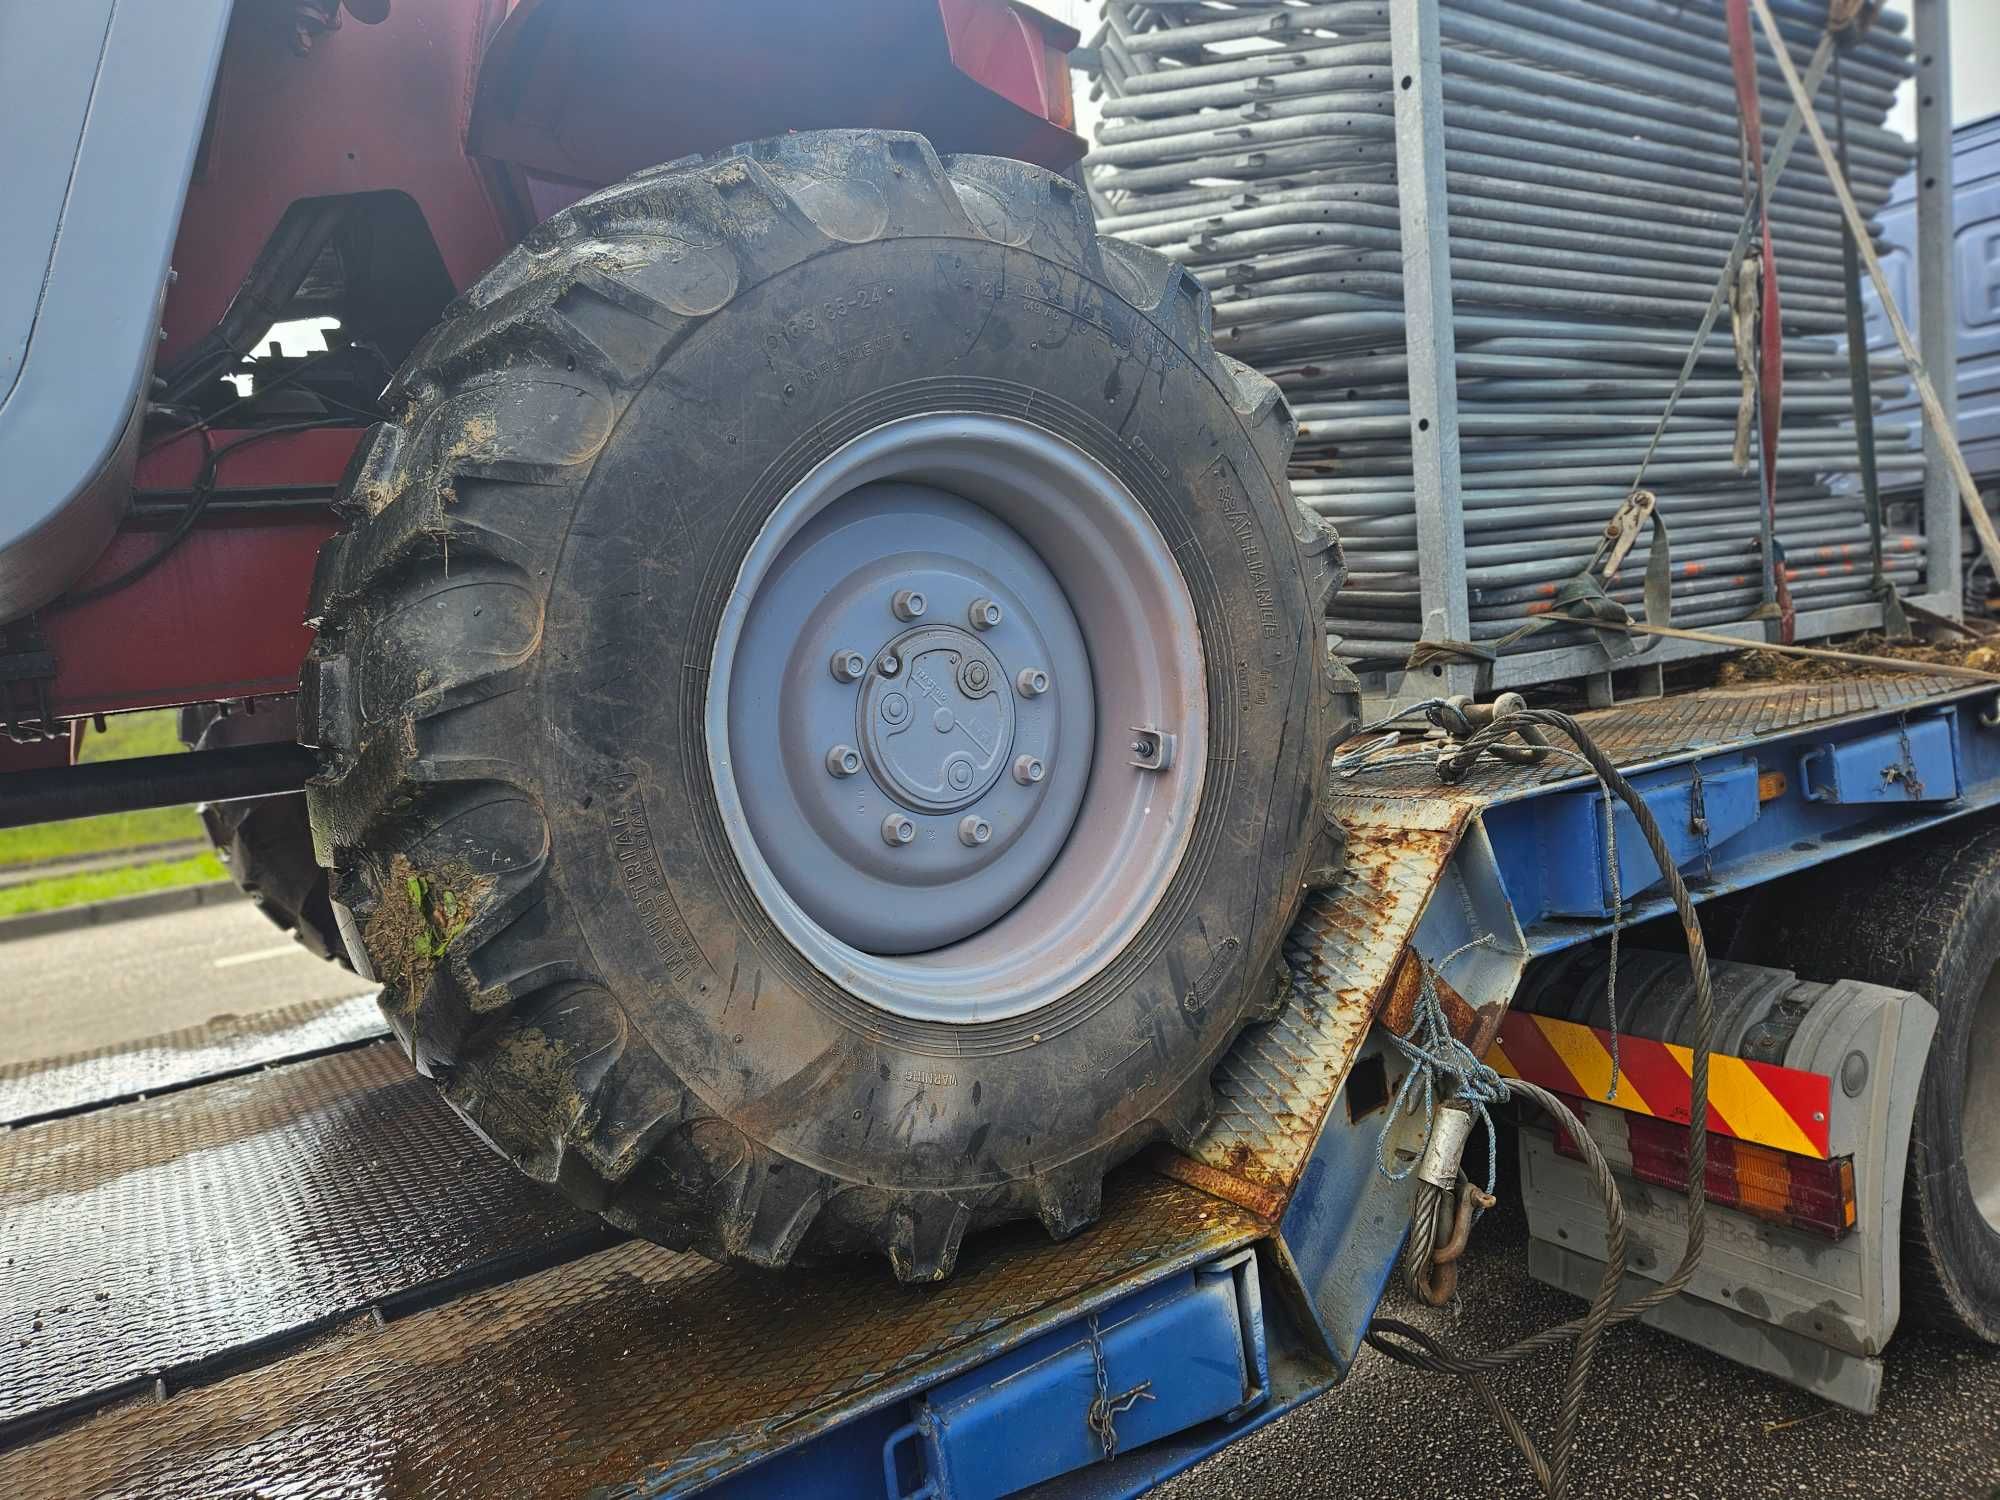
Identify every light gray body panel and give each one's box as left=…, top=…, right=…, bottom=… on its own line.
left=0, top=0, right=234, bottom=621
left=1871, top=113, right=2000, bottom=488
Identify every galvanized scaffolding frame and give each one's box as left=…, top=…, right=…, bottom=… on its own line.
left=1088, top=0, right=1963, bottom=702
left=1377, top=0, right=1962, bottom=703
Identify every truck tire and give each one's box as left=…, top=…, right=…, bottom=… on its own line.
left=301, top=132, right=1348, bottom=1280
left=1734, top=819, right=2000, bottom=1343
left=180, top=704, right=349, bottom=968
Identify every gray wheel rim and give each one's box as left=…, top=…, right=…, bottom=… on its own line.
left=706, top=413, right=1206, bottom=1024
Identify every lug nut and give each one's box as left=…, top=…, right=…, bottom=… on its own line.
left=1016, top=667, right=1050, bottom=698
left=829, top=649, right=867, bottom=684
left=968, top=597, right=1003, bottom=630
left=826, top=744, right=862, bottom=778
left=958, top=815, right=992, bottom=847
left=892, top=589, right=928, bottom=622
left=881, top=813, right=917, bottom=847
left=1013, top=755, right=1046, bottom=785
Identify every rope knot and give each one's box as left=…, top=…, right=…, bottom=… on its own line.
left=1375, top=938, right=1505, bottom=1197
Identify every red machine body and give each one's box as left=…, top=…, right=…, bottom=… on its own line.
left=41, top=0, right=1081, bottom=729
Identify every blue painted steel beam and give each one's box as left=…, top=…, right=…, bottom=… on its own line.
left=883, top=1254, right=1269, bottom=1500
left=701, top=1252, right=1279, bottom=1500
left=1484, top=691, right=2000, bottom=954
left=1272, top=814, right=1526, bottom=1370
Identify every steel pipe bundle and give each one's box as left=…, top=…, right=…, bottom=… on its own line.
left=1086, top=0, right=1924, bottom=681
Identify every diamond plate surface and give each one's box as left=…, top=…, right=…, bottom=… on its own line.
left=0, top=1042, right=602, bottom=1440
left=1352, top=674, right=1971, bottom=802
left=1181, top=795, right=1472, bottom=1201
left=0, top=991, right=387, bottom=1126
left=0, top=1171, right=1259, bottom=1500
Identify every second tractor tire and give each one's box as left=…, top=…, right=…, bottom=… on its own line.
left=1734, top=818, right=2000, bottom=1344
left=181, top=702, right=349, bottom=968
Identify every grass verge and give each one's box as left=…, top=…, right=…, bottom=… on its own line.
left=0, top=852, right=226, bottom=920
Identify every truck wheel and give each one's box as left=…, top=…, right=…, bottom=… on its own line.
left=180, top=704, right=349, bottom=968
left=1735, top=819, right=2000, bottom=1343
left=301, top=132, right=1348, bottom=1280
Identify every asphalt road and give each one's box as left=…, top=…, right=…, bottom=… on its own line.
left=0, top=898, right=367, bottom=1066
left=8, top=902, right=2000, bottom=1498
left=1160, top=1189, right=2000, bottom=1500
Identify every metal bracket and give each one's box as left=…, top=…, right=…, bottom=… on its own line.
left=0, top=616, right=59, bottom=744
left=1798, top=715, right=1958, bottom=805
left=878, top=1250, right=1269, bottom=1500
left=1129, top=726, right=1175, bottom=772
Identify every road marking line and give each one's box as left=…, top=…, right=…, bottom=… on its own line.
left=213, top=944, right=302, bottom=969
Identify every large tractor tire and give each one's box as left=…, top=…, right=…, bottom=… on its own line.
left=1734, top=819, right=2000, bottom=1344
left=180, top=702, right=349, bottom=967
left=301, top=132, right=1348, bottom=1280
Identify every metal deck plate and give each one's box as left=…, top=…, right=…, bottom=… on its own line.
left=0, top=1042, right=603, bottom=1442
left=0, top=1172, right=1261, bottom=1500
left=1356, top=673, right=1971, bottom=800
left=0, top=990, right=386, bottom=1126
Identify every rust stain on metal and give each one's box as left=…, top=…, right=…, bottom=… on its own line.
left=1180, top=798, right=1474, bottom=1208
left=1, top=1172, right=1262, bottom=1499
left=1145, top=1144, right=1284, bottom=1221
left=1468, top=1002, right=1507, bottom=1059
left=1379, top=949, right=1478, bottom=1039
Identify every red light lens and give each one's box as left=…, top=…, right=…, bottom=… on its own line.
left=1555, top=1115, right=1856, bottom=1240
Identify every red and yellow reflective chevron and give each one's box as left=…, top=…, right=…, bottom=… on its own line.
left=1489, top=1012, right=1832, bottom=1159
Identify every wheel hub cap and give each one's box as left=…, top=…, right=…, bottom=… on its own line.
left=733, top=477, right=1094, bottom=956
left=859, top=625, right=1017, bottom=814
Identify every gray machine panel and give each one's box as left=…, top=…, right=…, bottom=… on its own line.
left=0, top=0, right=233, bottom=620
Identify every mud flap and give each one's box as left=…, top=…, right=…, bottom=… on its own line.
left=1514, top=967, right=1936, bottom=1412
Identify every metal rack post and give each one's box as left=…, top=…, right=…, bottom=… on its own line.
left=1914, top=0, right=1961, bottom=611
left=1390, top=0, right=1478, bottom=698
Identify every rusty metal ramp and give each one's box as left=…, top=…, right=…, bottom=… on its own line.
left=0, top=990, right=386, bottom=1126
left=0, top=1011, right=1269, bottom=1499
left=0, top=1041, right=607, bottom=1445
left=0, top=1171, right=1260, bottom=1499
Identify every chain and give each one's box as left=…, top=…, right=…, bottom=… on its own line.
left=1084, top=1313, right=1154, bottom=1460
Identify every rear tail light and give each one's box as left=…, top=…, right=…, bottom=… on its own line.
left=1556, top=1114, right=1857, bottom=1240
